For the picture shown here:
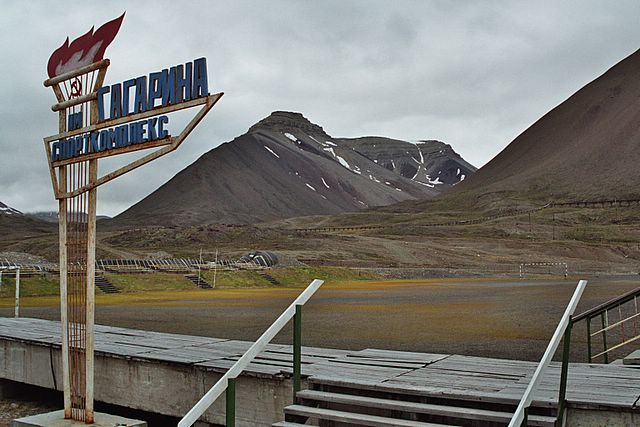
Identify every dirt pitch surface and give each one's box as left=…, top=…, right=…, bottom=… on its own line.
left=1, top=277, right=639, bottom=362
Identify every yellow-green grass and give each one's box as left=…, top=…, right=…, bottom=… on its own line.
left=0, top=276, right=538, bottom=310
left=200, top=270, right=272, bottom=288
left=105, top=273, right=194, bottom=292
left=268, top=266, right=379, bottom=286
left=0, top=267, right=378, bottom=299
left=104, top=267, right=381, bottom=292
left=0, top=266, right=380, bottom=307
left=0, top=276, right=59, bottom=298
left=0, top=286, right=295, bottom=308
left=201, top=266, right=379, bottom=288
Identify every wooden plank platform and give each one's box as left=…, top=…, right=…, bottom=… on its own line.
left=1, top=317, right=639, bottom=412
left=0, top=317, right=350, bottom=378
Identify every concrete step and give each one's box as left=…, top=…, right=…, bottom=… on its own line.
left=297, top=390, right=555, bottom=427
left=623, top=349, right=640, bottom=365
left=95, top=276, right=119, bottom=294
left=308, top=377, right=523, bottom=413
left=259, top=272, right=281, bottom=285
left=284, top=404, right=455, bottom=426
left=272, top=422, right=310, bottom=427
left=184, top=274, right=213, bottom=289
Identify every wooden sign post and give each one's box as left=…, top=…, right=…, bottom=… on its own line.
left=43, top=14, right=222, bottom=423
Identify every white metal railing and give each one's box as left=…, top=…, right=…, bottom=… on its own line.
left=508, top=279, right=587, bottom=427
left=178, top=279, right=325, bottom=427
left=572, top=286, right=640, bottom=363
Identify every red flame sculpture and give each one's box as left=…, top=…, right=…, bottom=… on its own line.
left=47, top=13, right=125, bottom=78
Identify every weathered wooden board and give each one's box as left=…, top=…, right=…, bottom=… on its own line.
left=351, top=348, right=450, bottom=364
left=2, top=317, right=640, bottom=411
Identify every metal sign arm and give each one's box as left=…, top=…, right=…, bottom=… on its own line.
left=50, top=92, right=223, bottom=199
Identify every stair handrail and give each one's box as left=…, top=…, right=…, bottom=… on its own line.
left=572, top=285, right=640, bottom=363
left=572, top=286, right=640, bottom=322
left=508, top=279, right=587, bottom=427
left=177, top=279, right=324, bottom=427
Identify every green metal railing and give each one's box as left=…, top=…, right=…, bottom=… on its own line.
left=221, top=306, right=305, bottom=425
left=572, top=286, right=640, bottom=364
left=555, top=311, right=573, bottom=426
left=514, top=284, right=640, bottom=426
left=509, top=280, right=587, bottom=427
left=178, top=279, right=324, bottom=427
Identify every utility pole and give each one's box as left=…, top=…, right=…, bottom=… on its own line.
left=553, top=213, right=556, bottom=241
left=529, top=212, right=532, bottom=234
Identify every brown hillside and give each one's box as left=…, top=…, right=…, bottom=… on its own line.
left=447, top=48, right=640, bottom=206
left=115, top=112, right=475, bottom=225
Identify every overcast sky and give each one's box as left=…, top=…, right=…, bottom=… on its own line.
left=1, top=1, right=639, bottom=216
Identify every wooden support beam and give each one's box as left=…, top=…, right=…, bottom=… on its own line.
left=85, top=159, right=97, bottom=423
left=44, top=59, right=110, bottom=87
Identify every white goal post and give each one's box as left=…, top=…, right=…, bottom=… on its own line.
left=519, top=262, right=568, bottom=279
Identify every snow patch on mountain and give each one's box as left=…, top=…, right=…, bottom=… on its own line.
left=264, top=145, right=280, bottom=158
left=284, top=132, right=298, bottom=142
left=336, top=155, right=351, bottom=170
left=0, top=202, right=21, bottom=216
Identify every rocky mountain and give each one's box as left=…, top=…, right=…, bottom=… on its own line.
left=447, top=48, right=640, bottom=205
left=0, top=201, right=54, bottom=244
left=26, top=211, right=112, bottom=223
left=338, top=137, right=476, bottom=187
left=25, top=211, right=57, bottom=222
left=115, top=111, right=475, bottom=225
left=0, top=201, right=21, bottom=216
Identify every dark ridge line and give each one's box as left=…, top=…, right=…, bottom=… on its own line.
left=291, top=197, right=640, bottom=233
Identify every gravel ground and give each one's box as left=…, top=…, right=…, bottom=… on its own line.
left=0, top=399, right=57, bottom=427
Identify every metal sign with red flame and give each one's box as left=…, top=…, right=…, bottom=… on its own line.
left=42, top=11, right=222, bottom=425
left=47, top=13, right=125, bottom=78
left=43, top=12, right=223, bottom=198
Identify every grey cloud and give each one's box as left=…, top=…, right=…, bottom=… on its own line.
left=0, top=0, right=639, bottom=216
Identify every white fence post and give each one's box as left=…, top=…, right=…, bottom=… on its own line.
left=14, top=269, right=20, bottom=318
left=213, top=249, right=218, bottom=289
